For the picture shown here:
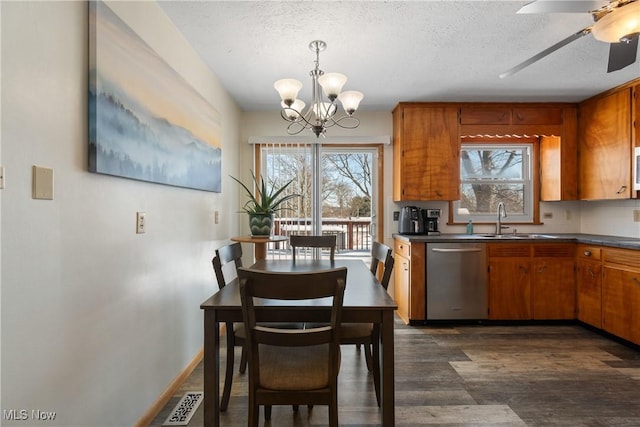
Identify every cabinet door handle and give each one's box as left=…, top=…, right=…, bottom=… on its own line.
left=588, top=269, right=596, bottom=279
left=633, top=277, right=640, bottom=286
left=584, top=250, right=591, bottom=257
left=403, top=262, right=409, bottom=271
left=538, top=265, right=547, bottom=273
left=519, top=265, right=528, bottom=274
left=616, top=185, right=627, bottom=194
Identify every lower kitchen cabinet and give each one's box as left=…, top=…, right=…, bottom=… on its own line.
left=576, top=245, right=603, bottom=328
left=531, top=244, right=576, bottom=319
left=488, top=244, right=531, bottom=320
left=488, top=243, right=575, bottom=320
left=393, top=239, right=425, bottom=324
left=602, top=247, right=640, bottom=345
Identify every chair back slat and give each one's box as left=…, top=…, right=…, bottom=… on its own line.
left=238, top=267, right=346, bottom=346
left=289, top=235, right=337, bottom=261
left=370, top=241, right=394, bottom=290
left=212, top=242, right=243, bottom=289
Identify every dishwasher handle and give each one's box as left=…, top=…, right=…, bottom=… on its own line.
left=431, top=247, right=483, bottom=253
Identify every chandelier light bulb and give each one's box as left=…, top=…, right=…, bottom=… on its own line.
left=338, top=91, right=364, bottom=115
left=313, top=102, right=337, bottom=119
left=281, top=99, right=305, bottom=121
left=592, top=1, right=640, bottom=43
left=274, top=79, right=303, bottom=105
left=318, top=73, right=347, bottom=100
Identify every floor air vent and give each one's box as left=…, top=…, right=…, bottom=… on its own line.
left=162, top=391, right=203, bottom=426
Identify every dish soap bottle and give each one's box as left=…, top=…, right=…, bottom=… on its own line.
left=466, top=220, right=474, bottom=235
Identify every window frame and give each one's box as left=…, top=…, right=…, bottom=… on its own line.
left=449, top=139, right=541, bottom=225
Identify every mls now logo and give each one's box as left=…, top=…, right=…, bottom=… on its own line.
left=3, top=409, right=57, bottom=421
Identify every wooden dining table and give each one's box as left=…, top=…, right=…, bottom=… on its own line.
left=200, top=258, right=398, bottom=426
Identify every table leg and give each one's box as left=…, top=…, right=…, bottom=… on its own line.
left=254, top=242, right=267, bottom=260
left=380, top=310, right=395, bottom=426
left=203, top=311, right=220, bottom=427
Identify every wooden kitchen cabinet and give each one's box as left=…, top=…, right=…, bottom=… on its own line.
left=579, top=87, right=632, bottom=200
left=394, top=102, right=578, bottom=202
left=540, top=106, right=578, bottom=201
left=576, top=245, right=603, bottom=328
left=602, top=247, right=640, bottom=345
left=488, top=243, right=576, bottom=320
left=393, top=239, right=425, bottom=324
left=393, top=104, right=460, bottom=201
left=531, top=244, right=576, bottom=319
left=458, top=103, right=578, bottom=201
left=460, top=106, right=563, bottom=125
left=488, top=244, right=531, bottom=320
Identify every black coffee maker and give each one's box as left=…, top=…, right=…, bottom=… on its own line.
left=424, top=209, right=441, bottom=235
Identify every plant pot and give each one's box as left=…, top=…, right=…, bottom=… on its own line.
left=248, top=213, right=274, bottom=236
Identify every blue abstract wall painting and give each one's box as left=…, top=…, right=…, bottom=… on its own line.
left=89, top=1, right=221, bottom=192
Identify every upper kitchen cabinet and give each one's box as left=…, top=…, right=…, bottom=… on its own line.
left=393, top=104, right=460, bottom=201
left=539, top=107, right=578, bottom=201
left=459, top=104, right=578, bottom=201
left=393, top=102, right=578, bottom=202
left=578, top=82, right=636, bottom=200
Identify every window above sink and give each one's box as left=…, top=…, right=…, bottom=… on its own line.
left=453, top=143, right=534, bottom=224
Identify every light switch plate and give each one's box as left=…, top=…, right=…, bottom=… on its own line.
left=32, top=166, right=54, bottom=200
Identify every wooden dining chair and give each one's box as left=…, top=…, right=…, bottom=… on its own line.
left=211, top=242, right=247, bottom=411
left=237, top=266, right=347, bottom=427
left=339, top=241, right=394, bottom=407
left=289, top=234, right=337, bottom=261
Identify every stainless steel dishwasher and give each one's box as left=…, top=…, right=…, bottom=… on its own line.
left=426, top=242, right=487, bottom=320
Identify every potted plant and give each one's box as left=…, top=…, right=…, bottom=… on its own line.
left=230, top=171, right=299, bottom=236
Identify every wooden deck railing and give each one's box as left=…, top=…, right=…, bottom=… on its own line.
left=273, top=218, right=372, bottom=251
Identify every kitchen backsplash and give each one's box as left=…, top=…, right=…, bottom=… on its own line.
left=579, top=199, right=640, bottom=238
left=392, top=199, right=640, bottom=239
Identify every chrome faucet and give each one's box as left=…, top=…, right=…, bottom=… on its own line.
left=496, top=202, right=509, bottom=235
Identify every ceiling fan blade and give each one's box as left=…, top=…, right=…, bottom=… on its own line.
left=517, top=0, right=609, bottom=14
left=607, top=35, right=639, bottom=72
left=500, top=28, right=592, bottom=78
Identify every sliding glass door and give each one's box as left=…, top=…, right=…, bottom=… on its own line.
left=257, top=142, right=378, bottom=261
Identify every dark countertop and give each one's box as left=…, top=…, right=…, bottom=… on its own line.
left=392, top=233, right=640, bottom=250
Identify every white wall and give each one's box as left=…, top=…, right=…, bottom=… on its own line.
left=1, top=2, right=241, bottom=426
left=579, top=199, right=640, bottom=238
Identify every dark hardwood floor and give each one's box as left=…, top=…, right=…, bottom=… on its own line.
left=151, top=317, right=640, bottom=426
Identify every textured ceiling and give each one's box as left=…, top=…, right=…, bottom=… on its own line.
left=159, top=0, right=640, bottom=112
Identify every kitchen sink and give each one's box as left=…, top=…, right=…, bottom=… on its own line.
left=477, top=233, right=558, bottom=239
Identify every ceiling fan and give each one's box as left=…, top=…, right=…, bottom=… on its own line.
left=500, top=0, right=640, bottom=78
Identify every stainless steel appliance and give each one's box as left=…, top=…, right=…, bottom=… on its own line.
left=426, top=242, right=487, bottom=320
left=398, top=206, right=425, bottom=234
left=424, top=209, right=441, bottom=235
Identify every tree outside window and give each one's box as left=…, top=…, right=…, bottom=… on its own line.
left=453, top=144, right=533, bottom=223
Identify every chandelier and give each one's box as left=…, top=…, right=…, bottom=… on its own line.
left=274, top=40, right=364, bottom=138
